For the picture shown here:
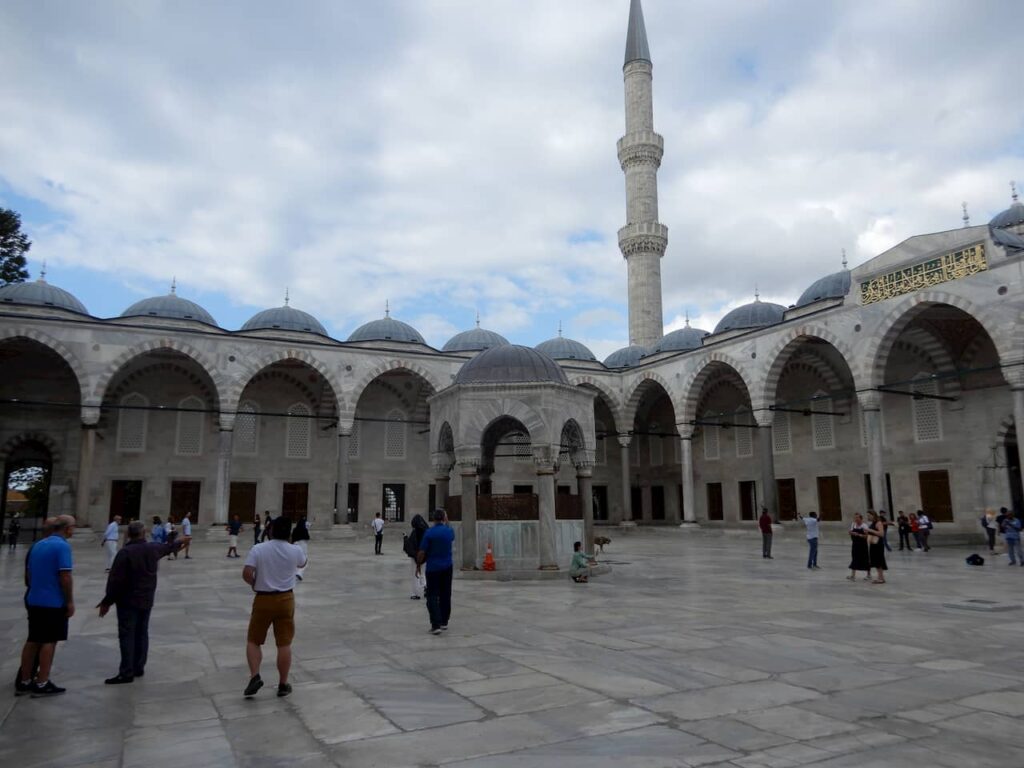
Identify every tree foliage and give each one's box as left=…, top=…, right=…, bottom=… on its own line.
left=0, top=208, right=31, bottom=286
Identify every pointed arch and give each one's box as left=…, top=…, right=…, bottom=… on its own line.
left=679, top=352, right=756, bottom=426
left=345, top=358, right=444, bottom=427
left=0, top=431, right=64, bottom=464
left=567, top=374, right=624, bottom=433
left=760, top=324, right=860, bottom=407
left=229, top=348, right=342, bottom=417
left=94, top=338, right=226, bottom=410
left=623, top=371, right=679, bottom=429
left=0, top=327, right=90, bottom=406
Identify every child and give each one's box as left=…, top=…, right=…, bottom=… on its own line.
left=569, top=541, right=598, bottom=583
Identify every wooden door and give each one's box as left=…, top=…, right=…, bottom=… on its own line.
left=816, top=476, right=842, bottom=521
left=919, top=470, right=953, bottom=522
left=169, top=480, right=200, bottom=524
left=777, top=479, right=797, bottom=521
left=110, top=480, right=143, bottom=522
left=651, top=485, right=666, bottom=520
left=229, top=482, right=257, bottom=523
left=347, top=483, right=359, bottom=522
left=706, top=482, right=723, bottom=521
left=630, top=486, right=642, bottom=520
left=739, top=481, right=757, bottom=521
left=281, top=482, right=309, bottom=522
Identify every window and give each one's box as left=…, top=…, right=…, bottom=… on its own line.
left=175, top=396, right=205, bottom=456
left=117, top=393, right=148, bottom=453
left=913, top=377, right=942, bottom=443
left=234, top=401, right=259, bottom=456
left=385, top=409, right=406, bottom=459
left=811, top=392, right=835, bottom=450
left=511, top=431, right=532, bottom=462
left=773, top=410, right=791, bottom=454
left=702, top=414, right=719, bottom=461
left=735, top=409, right=753, bottom=458
left=348, top=420, right=361, bottom=458
left=286, top=403, right=311, bottom=459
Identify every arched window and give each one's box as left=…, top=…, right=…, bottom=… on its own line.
left=811, top=392, right=835, bottom=450
left=385, top=409, right=406, bottom=459
left=912, top=376, right=942, bottom=442
left=286, top=403, right=311, bottom=459
left=348, top=420, right=360, bottom=458
left=773, top=410, right=791, bottom=454
left=735, top=409, right=753, bottom=458
left=175, top=396, right=205, bottom=456
left=702, top=413, right=720, bottom=461
left=594, top=420, right=607, bottom=465
left=117, top=393, right=148, bottom=453
left=234, top=401, right=259, bottom=456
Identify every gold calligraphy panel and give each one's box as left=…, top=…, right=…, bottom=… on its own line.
left=859, top=244, right=987, bottom=305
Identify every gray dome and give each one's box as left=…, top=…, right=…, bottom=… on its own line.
left=990, top=200, right=1024, bottom=230
left=535, top=336, right=597, bottom=361
left=242, top=305, right=327, bottom=335
left=454, top=344, right=568, bottom=385
left=796, top=270, right=851, bottom=307
left=604, top=344, right=646, bottom=368
left=347, top=315, right=426, bottom=344
left=0, top=278, right=89, bottom=315
left=651, top=326, right=709, bottom=354
left=714, top=300, right=786, bottom=334
left=442, top=326, right=509, bottom=353
left=121, top=292, right=218, bottom=326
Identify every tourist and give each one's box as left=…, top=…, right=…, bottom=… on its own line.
left=896, top=511, right=912, bottom=551
left=569, top=540, right=599, bottom=583
left=102, top=515, right=122, bottom=572
left=798, top=511, right=819, bottom=569
left=242, top=515, right=307, bottom=698
left=97, top=520, right=183, bottom=684
left=180, top=512, right=193, bottom=559
left=908, top=512, right=922, bottom=550
left=405, top=513, right=429, bottom=599
left=8, top=514, right=20, bottom=551
left=981, top=509, right=998, bottom=554
left=372, top=511, right=385, bottom=555
left=260, top=513, right=272, bottom=543
left=291, top=516, right=310, bottom=580
left=1000, top=511, right=1022, bottom=566
left=417, top=508, right=454, bottom=635
left=847, top=513, right=871, bottom=581
left=758, top=507, right=773, bottom=559
left=867, top=511, right=887, bottom=584
left=253, top=513, right=262, bottom=546
left=151, top=516, right=166, bottom=544
left=16, top=515, right=76, bottom=696
left=917, top=510, right=932, bottom=551
left=226, top=514, right=243, bottom=559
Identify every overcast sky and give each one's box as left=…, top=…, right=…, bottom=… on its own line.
left=1, top=0, right=1022, bottom=360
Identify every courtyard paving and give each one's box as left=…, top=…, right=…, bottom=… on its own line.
left=0, top=526, right=1022, bottom=768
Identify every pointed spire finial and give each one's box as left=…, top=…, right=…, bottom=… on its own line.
left=558, top=321, right=563, bottom=338
left=39, top=259, right=47, bottom=281
left=1012, top=180, right=1019, bottom=203
left=284, top=287, right=290, bottom=306
left=684, top=310, right=691, bottom=328
left=754, top=283, right=760, bottom=302
left=841, top=248, right=848, bottom=269
left=170, top=277, right=177, bottom=295
left=962, top=202, right=970, bottom=228
left=475, top=310, right=480, bottom=328
left=384, top=299, right=390, bottom=318
left=624, top=0, right=651, bottom=65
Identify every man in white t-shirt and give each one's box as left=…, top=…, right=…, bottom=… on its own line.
left=241, top=516, right=307, bottom=699
left=798, top=511, right=820, bottom=569
left=180, top=513, right=193, bottom=559
left=371, top=512, right=385, bottom=555
left=103, top=516, right=121, bottom=571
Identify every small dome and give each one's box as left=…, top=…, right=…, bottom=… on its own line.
left=0, top=278, right=89, bottom=315
left=989, top=189, right=1024, bottom=229
left=714, top=300, right=786, bottom=334
left=347, top=315, right=426, bottom=344
left=651, top=325, right=709, bottom=354
left=242, top=305, right=327, bottom=335
left=454, top=344, right=568, bottom=385
left=796, top=269, right=851, bottom=308
left=536, top=336, right=597, bottom=361
left=604, top=344, right=646, bottom=368
left=442, top=326, right=509, bottom=353
left=992, top=226, right=1024, bottom=251
left=121, top=289, right=217, bottom=326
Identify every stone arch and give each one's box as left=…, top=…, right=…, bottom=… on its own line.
left=760, top=325, right=860, bottom=407
left=437, top=421, right=454, bottom=454
left=996, top=415, right=1016, bottom=445
left=679, top=352, right=756, bottom=425
left=0, top=327, right=90, bottom=405
left=559, top=418, right=590, bottom=468
left=567, top=374, right=624, bottom=432
left=864, top=292, right=1012, bottom=389
left=94, top=338, right=227, bottom=410
left=0, top=431, right=64, bottom=464
left=345, top=359, right=445, bottom=424
left=623, top=371, right=678, bottom=429
left=461, top=399, right=549, bottom=450
left=230, top=348, right=343, bottom=416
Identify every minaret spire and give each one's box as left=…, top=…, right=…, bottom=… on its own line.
left=618, top=0, right=667, bottom=348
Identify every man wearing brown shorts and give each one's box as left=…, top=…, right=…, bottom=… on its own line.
left=242, top=515, right=307, bottom=698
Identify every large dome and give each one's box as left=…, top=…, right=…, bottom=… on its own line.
left=347, top=315, right=425, bottom=344
left=604, top=344, right=646, bottom=368
left=714, top=300, right=785, bottom=334
left=796, top=269, right=851, bottom=308
left=442, top=325, right=509, bottom=353
left=989, top=187, right=1024, bottom=230
left=454, top=344, right=568, bottom=385
left=121, top=289, right=218, bottom=326
left=536, top=336, right=597, bottom=361
left=650, top=325, right=708, bottom=354
left=0, top=278, right=88, bottom=315
left=242, top=305, right=327, bottom=336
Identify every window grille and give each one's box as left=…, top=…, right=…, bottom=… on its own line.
left=175, top=396, right=205, bottom=456
left=234, top=401, right=258, bottom=456
left=703, top=415, right=720, bottom=461
left=117, top=393, right=148, bottom=453
left=811, top=393, right=835, bottom=450
left=385, top=409, right=406, bottom=459
left=348, top=420, right=360, bottom=458
left=912, top=378, right=942, bottom=442
left=512, top=431, right=532, bottom=462
left=735, top=410, right=753, bottom=458
left=773, top=410, right=791, bottom=454
left=286, top=403, right=311, bottom=459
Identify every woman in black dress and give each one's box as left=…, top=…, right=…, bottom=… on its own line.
left=847, top=512, right=871, bottom=581
left=867, top=511, right=887, bottom=584
left=253, top=513, right=262, bottom=546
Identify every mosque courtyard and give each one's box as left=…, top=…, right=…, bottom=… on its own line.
left=0, top=527, right=1022, bottom=768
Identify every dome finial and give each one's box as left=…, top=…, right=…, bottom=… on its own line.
left=385, top=299, right=390, bottom=318
left=475, top=309, right=480, bottom=328
left=558, top=320, right=563, bottom=338
left=39, top=259, right=47, bottom=282
left=684, top=310, right=691, bottom=328
left=284, top=287, right=290, bottom=306
left=754, top=283, right=760, bottom=302
left=1012, top=180, right=1019, bottom=203
left=170, top=276, right=177, bottom=295
left=962, top=202, right=970, bottom=228
left=841, top=248, right=848, bottom=269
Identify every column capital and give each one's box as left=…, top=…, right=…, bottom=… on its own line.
left=616, top=434, right=632, bottom=448
left=1004, top=363, right=1024, bottom=390
left=218, top=411, right=236, bottom=431
left=455, top=449, right=480, bottom=475
left=80, top=405, right=101, bottom=426
left=337, top=424, right=354, bottom=438
left=573, top=448, right=596, bottom=471
left=676, top=423, right=694, bottom=440
left=857, top=391, right=883, bottom=411
left=532, top=444, right=559, bottom=473
left=431, top=451, right=454, bottom=478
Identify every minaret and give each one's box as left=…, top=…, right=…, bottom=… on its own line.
left=618, top=0, right=667, bottom=349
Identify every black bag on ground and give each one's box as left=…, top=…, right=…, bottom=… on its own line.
left=965, top=553, right=985, bottom=566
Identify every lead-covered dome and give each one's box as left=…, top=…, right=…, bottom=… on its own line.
left=347, top=315, right=426, bottom=344
left=796, top=269, right=851, bottom=308
left=536, top=335, right=597, bottom=361
left=0, top=277, right=89, bottom=315
left=443, top=325, right=509, bottom=353
left=242, top=305, right=327, bottom=336
left=604, top=344, right=646, bottom=368
left=990, top=185, right=1024, bottom=229
left=651, top=324, right=709, bottom=354
left=121, top=287, right=217, bottom=326
left=454, top=344, right=568, bottom=385
left=714, top=300, right=785, bottom=334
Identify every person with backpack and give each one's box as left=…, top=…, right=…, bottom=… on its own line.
left=1000, top=511, right=1023, bottom=566
left=404, top=514, right=429, bottom=600
left=417, top=509, right=455, bottom=635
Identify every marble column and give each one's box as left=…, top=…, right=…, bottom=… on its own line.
left=678, top=426, right=696, bottom=524
left=756, top=416, right=778, bottom=522
left=431, top=452, right=453, bottom=511
left=617, top=435, right=632, bottom=522
left=214, top=428, right=234, bottom=524
left=859, top=392, right=886, bottom=514
left=458, top=460, right=479, bottom=570
left=75, top=406, right=100, bottom=526
left=536, top=454, right=558, bottom=570
left=336, top=430, right=351, bottom=524
left=577, top=461, right=595, bottom=548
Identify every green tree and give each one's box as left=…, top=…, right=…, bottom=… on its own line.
left=0, top=207, right=31, bottom=286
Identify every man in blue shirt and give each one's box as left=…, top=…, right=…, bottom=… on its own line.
left=16, top=514, right=76, bottom=696
left=417, top=508, right=455, bottom=635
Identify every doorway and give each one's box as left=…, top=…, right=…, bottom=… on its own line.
left=739, top=480, right=757, bottom=521
left=706, top=482, right=723, bottom=521
left=229, top=482, right=257, bottom=523
left=651, top=485, right=666, bottom=520
left=281, top=482, right=309, bottom=521
left=816, top=476, right=842, bottom=521
left=382, top=483, right=405, bottom=522
left=1, top=440, right=53, bottom=542
left=110, top=480, right=143, bottom=523
left=630, top=486, right=642, bottom=520
left=593, top=485, right=609, bottom=521
left=777, top=479, right=797, bottom=521
left=1006, top=426, right=1022, bottom=513
left=169, top=480, right=200, bottom=524
left=919, top=470, right=953, bottom=522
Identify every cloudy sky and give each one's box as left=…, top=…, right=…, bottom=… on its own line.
left=1, top=0, right=1022, bottom=360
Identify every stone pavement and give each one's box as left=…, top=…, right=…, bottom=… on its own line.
left=1, top=527, right=1022, bottom=767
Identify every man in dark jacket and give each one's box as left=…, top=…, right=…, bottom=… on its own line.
left=759, top=507, right=774, bottom=559
left=97, top=520, right=181, bottom=684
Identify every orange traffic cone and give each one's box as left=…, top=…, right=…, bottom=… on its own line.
left=482, top=542, right=496, bottom=571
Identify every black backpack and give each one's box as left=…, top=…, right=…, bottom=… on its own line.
left=402, top=533, right=419, bottom=559
left=965, top=553, right=985, bottom=566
